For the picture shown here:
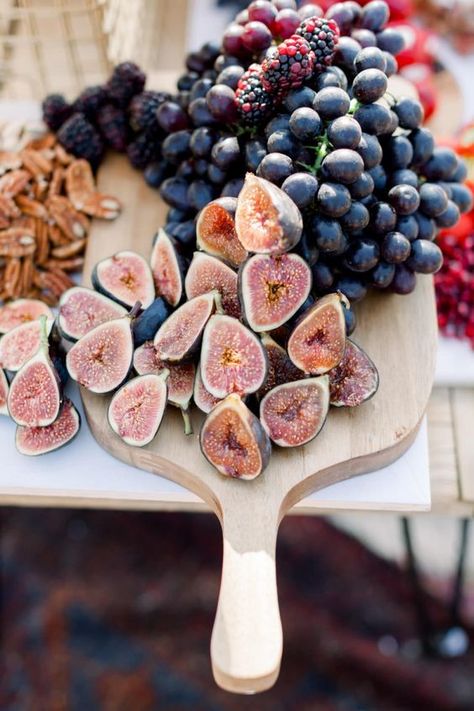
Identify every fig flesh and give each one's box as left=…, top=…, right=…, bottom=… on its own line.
left=200, top=314, right=267, bottom=399
left=193, top=364, right=222, bottom=414
left=92, top=250, right=155, bottom=309
left=132, top=297, right=171, bottom=347
left=258, top=333, right=303, bottom=399
left=8, top=316, right=62, bottom=427
left=150, top=229, right=186, bottom=307
left=0, top=299, right=53, bottom=334
left=0, top=318, right=54, bottom=372
left=200, top=393, right=271, bottom=480
left=329, top=339, right=379, bottom=407
left=66, top=306, right=138, bottom=393
left=288, top=293, right=348, bottom=375
left=0, top=369, right=9, bottom=416
left=133, top=341, right=195, bottom=434
left=235, top=173, right=303, bottom=254
left=239, top=253, right=312, bottom=332
left=15, top=398, right=81, bottom=456
left=196, top=197, right=247, bottom=267
left=260, top=377, right=330, bottom=448
left=108, top=372, right=168, bottom=447
left=58, top=286, right=126, bottom=342
left=185, top=252, right=240, bottom=318
left=154, top=291, right=217, bottom=363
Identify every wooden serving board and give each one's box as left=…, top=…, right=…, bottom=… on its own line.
left=82, top=155, right=437, bottom=694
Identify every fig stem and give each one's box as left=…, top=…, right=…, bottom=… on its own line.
left=38, top=315, right=50, bottom=354
left=181, top=407, right=193, bottom=436
left=212, top=290, right=225, bottom=315
left=129, top=301, right=142, bottom=320
left=158, top=368, right=170, bottom=383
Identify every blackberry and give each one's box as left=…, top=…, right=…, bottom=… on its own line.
left=127, top=129, right=161, bottom=169
left=106, top=61, right=146, bottom=107
left=57, top=113, right=104, bottom=170
left=261, top=34, right=314, bottom=95
left=129, top=90, right=171, bottom=132
left=73, top=85, right=108, bottom=119
left=97, top=104, right=129, bottom=152
left=41, top=93, right=73, bottom=131
left=235, top=64, right=276, bottom=128
left=295, top=17, right=340, bottom=72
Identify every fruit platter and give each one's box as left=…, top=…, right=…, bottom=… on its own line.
left=1, top=0, right=471, bottom=694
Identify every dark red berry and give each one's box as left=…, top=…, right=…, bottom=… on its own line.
left=96, top=104, right=129, bottom=152
left=295, top=16, right=340, bottom=72
left=106, top=62, right=146, bottom=107
left=261, top=34, right=314, bottom=95
left=235, top=64, right=276, bottom=127
left=57, top=113, right=104, bottom=170
left=272, top=9, right=300, bottom=39
left=42, top=94, right=72, bottom=131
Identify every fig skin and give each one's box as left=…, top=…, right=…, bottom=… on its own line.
left=193, top=364, right=222, bottom=414
left=92, top=250, right=155, bottom=310
left=287, top=292, right=348, bottom=375
left=58, top=286, right=127, bottom=342
left=15, top=399, right=81, bottom=456
left=108, top=372, right=169, bottom=447
left=260, top=376, right=330, bottom=448
left=154, top=291, right=218, bottom=363
left=132, top=297, right=171, bottom=347
left=0, top=318, right=54, bottom=372
left=329, top=339, right=379, bottom=407
left=150, top=228, right=187, bottom=307
left=0, top=299, right=53, bottom=334
left=235, top=173, right=303, bottom=255
left=200, top=314, right=268, bottom=399
left=239, top=252, right=312, bottom=332
left=258, top=333, right=304, bottom=399
left=200, top=393, right=271, bottom=480
left=196, top=197, right=248, bottom=268
left=185, top=252, right=241, bottom=318
left=0, top=369, right=9, bottom=416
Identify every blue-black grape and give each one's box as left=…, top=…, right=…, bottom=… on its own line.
left=282, top=172, right=318, bottom=209
left=388, top=184, right=420, bottom=215
left=407, top=239, right=443, bottom=274
left=370, top=201, right=396, bottom=234
left=354, top=46, right=387, bottom=72
left=419, top=182, right=449, bottom=217
left=316, top=182, right=352, bottom=217
left=327, top=116, right=361, bottom=149
left=344, top=237, right=380, bottom=272
left=370, top=261, right=395, bottom=288
left=340, top=201, right=370, bottom=233
left=257, top=152, right=294, bottom=184
left=322, top=149, right=364, bottom=184
left=283, top=86, right=316, bottom=112
left=312, top=262, right=334, bottom=291
left=435, top=200, right=460, bottom=228
left=267, top=129, right=300, bottom=157
left=356, top=132, right=383, bottom=168
left=289, top=108, right=322, bottom=141
left=352, top=68, right=387, bottom=104
left=381, top=231, right=411, bottom=264
left=313, top=87, right=351, bottom=120
left=310, top=215, right=344, bottom=252
left=396, top=214, right=419, bottom=242
left=350, top=171, right=375, bottom=199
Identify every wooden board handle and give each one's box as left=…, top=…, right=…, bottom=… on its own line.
left=211, top=504, right=282, bottom=694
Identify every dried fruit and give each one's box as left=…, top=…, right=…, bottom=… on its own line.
left=66, top=305, right=139, bottom=393
left=0, top=317, right=54, bottom=371
left=235, top=173, right=303, bottom=254
left=288, top=293, right=347, bottom=374
left=149, top=229, right=186, bottom=307
left=8, top=316, right=62, bottom=427
left=0, top=369, right=9, bottom=415
left=58, top=286, right=127, bottom=341
left=329, top=339, right=379, bottom=407
left=258, top=332, right=303, bottom=399
left=15, top=398, right=81, bottom=456
left=200, top=393, right=271, bottom=479
left=260, top=377, right=329, bottom=447
left=239, top=252, right=312, bottom=332
left=92, top=250, right=155, bottom=309
left=193, top=365, right=221, bottom=414
left=154, top=292, right=217, bottom=363
left=132, top=297, right=171, bottom=347
left=108, top=372, right=168, bottom=447
left=196, top=197, right=247, bottom=267
left=185, top=252, right=240, bottom=318
left=0, top=298, right=52, bottom=334
left=200, top=314, right=267, bottom=398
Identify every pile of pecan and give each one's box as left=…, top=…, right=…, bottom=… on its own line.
left=0, top=134, right=121, bottom=305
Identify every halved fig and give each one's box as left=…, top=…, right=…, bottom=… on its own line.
left=8, top=316, right=62, bottom=427
left=239, top=253, right=312, bottom=332
left=196, top=197, right=247, bottom=267
left=132, top=297, right=171, bottom=346
left=154, top=291, right=217, bottom=363
left=329, top=339, right=379, bottom=407
left=0, top=299, right=53, bottom=334
left=258, top=333, right=303, bottom=399
left=66, top=305, right=139, bottom=393
left=200, top=393, right=271, bottom=480
left=0, top=318, right=54, bottom=372
left=288, top=293, right=348, bottom=375
left=200, top=314, right=267, bottom=398
left=235, top=173, right=303, bottom=254
left=92, top=250, right=155, bottom=309
left=133, top=341, right=195, bottom=434
left=185, top=252, right=240, bottom=318
left=260, top=377, right=329, bottom=448
left=15, top=398, right=81, bottom=456
left=193, top=364, right=221, bottom=414
left=58, top=286, right=127, bottom=342
left=108, top=372, right=169, bottom=447
left=150, top=229, right=186, bottom=307
left=0, top=369, right=9, bottom=416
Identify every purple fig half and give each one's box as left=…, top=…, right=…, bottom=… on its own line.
left=0, top=318, right=54, bottom=372
left=200, top=393, right=271, bottom=480
left=0, top=369, right=9, bottom=416
left=257, top=333, right=304, bottom=399
left=260, top=377, right=329, bottom=447
left=239, top=253, right=312, bottom=332
left=150, top=228, right=186, bottom=307
left=154, top=291, right=218, bottom=363
left=15, top=398, right=81, bottom=456
left=58, top=286, right=127, bottom=342
left=288, top=293, right=348, bottom=375
left=193, top=364, right=222, bottom=414
left=329, top=339, right=379, bottom=407
left=235, top=173, right=303, bottom=254
left=185, top=252, right=240, bottom=318
left=92, top=250, right=155, bottom=309
left=196, top=197, right=248, bottom=267
left=0, top=299, right=53, bottom=334
left=108, top=372, right=168, bottom=447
